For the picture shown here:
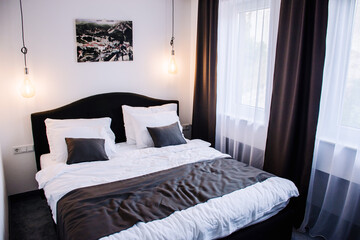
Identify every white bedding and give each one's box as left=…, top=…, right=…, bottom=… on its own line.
left=36, top=139, right=299, bottom=240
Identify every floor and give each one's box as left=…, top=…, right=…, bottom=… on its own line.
left=9, top=190, right=324, bottom=240
left=9, top=190, right=56, bottom=240
left=292, top=230, right=324, bottom=240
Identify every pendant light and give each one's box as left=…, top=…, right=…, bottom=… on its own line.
left=168, top=0, right=178, bottom=74
left=19, top=0, right=35, bottom=98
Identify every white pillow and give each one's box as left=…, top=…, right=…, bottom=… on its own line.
left=122, top=103, right=178, bottom=144
left=130, top=111, right=182, bottom=148
left=46, top=126, right=116, bottom=163
left=45, top=118, right=116, bottom=143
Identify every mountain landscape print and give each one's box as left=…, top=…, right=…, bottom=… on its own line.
left=76, top=19, right=133, bottom=62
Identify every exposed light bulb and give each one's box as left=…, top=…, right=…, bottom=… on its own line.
left=168, top=50, right=178, bottom=74
left=20, top=68, right=35, bottom=98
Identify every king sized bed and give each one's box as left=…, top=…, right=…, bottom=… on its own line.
left=31, top=92, right=298, bottom=240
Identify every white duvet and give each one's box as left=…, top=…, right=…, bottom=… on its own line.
left=36, top=139, right=299, bottom=240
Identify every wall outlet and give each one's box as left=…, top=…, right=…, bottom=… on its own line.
left=13, top=144, right=34, bottom=154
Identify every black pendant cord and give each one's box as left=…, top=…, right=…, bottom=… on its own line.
left=19, top=0, right=28, bottom=71
left=170, top=0, right=175, bottom=52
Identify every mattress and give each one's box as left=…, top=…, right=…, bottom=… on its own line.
left=36, top=139, right=298, bottom=240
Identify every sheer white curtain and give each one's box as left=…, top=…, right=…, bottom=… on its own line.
left=216, top=0, right=280, bottom=168
left=301, top=0, right=360, bottom=239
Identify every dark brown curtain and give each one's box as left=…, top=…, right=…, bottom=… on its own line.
left=264, top=0, right=328, bottom=227
left=191, top=0, right=219, bottom=146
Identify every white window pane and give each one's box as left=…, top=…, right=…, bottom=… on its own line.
left=341, top=1, right=360, bottom=129
left=239, top=9, right=269, bottom=109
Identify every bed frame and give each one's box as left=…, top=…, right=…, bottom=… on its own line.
left=31, top=92, right=179, bottom=171
left=31, top=92, right=294, bottom=240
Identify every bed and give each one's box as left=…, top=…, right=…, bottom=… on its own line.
left=31, top=92, right=298, bottom=240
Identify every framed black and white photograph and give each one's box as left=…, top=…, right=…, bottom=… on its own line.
left=75, top=19, right=133, bottom=62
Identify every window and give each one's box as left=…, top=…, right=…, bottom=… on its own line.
left=317, top=0, right=360, bottom=146
left=215, top=0, right=281, bottom=168
left=216, top=0, right=280, bottom=124
left=237, top=7, right=270, bottom=109
left=341, top=2, right=360, bottom=129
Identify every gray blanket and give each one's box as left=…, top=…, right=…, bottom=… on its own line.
left=57, top=158, right=274, bottom=240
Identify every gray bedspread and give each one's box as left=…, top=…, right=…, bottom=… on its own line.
left=57, top=158, right=274, bottom=240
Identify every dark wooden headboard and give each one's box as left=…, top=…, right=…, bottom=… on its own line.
left=31, top=92, right=179, bottom=171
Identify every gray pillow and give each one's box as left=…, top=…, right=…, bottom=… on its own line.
left=65, top=138, right=109, bottom=165
left=147, top=122, right=186, bottom=148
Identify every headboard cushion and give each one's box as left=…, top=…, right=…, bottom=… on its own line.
left=31, top=92, right=179, bottom=171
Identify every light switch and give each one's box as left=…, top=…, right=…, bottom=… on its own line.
left=13, top=144, right=34, bottom=154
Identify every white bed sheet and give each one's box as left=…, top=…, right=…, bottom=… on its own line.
left=36, top=139, right=298, bottom=240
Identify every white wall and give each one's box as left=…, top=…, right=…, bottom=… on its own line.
left=0, top=0, right=197, bottom=195
left=0, top=148, right=9, bottom=240
left=189, top=0, right=198, bottom=119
